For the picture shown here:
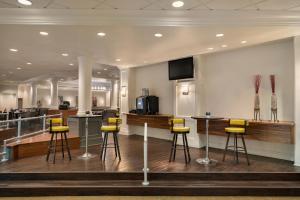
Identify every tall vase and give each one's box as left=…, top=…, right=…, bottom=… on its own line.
left=254, top=93, right=261, bottom=120
left=271, top=93, right=277, bottom=122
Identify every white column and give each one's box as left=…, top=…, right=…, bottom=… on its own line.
left=294, top=36, right=300, bottom=165
left=50, top=78, right=59, bottom=108
left=110, top=80, right=119, bottom=109
left=31, top=83, right=37, bottom=107
left=77, top=56, right=93, bottom=115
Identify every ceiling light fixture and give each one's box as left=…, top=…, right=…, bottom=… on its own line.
left=9, top=49, right=18, bottom=52
left=172, top=1, right=184, bottom=8
left=17, top=0, right=32, bottom=6
left=216, top=33, right=224, bottom=37
left=154, top=33, right=163, bottom=38
left=62, top=53, right=69, bottom=57
left=97, top=32, right=106, bottom=37
left=69, top=63, right=74, bottom=66
left=241, top=40, right=247, bottom=44
left=26, top=62, right=32, bottom=65
left=104, top=68, right=108, bottom=71
left=16, top=67, right=22, bottom=70
left=39, top=31, right=48, bottom=36
left=207, top=47, right=214, bottom=50
left=116, top=59, right=121, bottom=62
left=221, top=44, right=227, bottom=48
left=97, top=72, right=101, bottom=74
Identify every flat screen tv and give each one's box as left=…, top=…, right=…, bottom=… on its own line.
left=168, top=57, right=194, bottom=80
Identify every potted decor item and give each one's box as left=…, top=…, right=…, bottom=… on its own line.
left=270, top=75, right=278, bottom=122
left=254, top=75, right=261, bottom=121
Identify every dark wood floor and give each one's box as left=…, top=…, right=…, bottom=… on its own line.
left=0, top=134, right=299, bottom=173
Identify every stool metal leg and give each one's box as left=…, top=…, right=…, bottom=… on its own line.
left=61, top=133, right=64, bottom=158
left=169, top=134, right=176, bottom=162
left=64, top=132, right=72, bottom=160
left=100, top=131, right=106, bottom=159
left=235, top=134, right=239, bottom=164
left=103, top=132, right=109, bottom=161
left=173, top=134, right=178, bottom=161
left=115, top=133, right=121, bottom=160
left=241, top=135, right=250, bottom=165
left=46, top=133, right=54, bottom=161
left=182, top=134, right=188, bottom=164
left=184, top=133, right=191, bottom=162
left=53, top=133, right=57, bottom=164
left=113, top=132, right=118, bottom=158
left=223, top=133, right=230, bottom=162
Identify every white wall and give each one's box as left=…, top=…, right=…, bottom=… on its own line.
left=202, top=39, right=294, bottom=120
left=294, top=36, right=300, bottom=165
left=0, top=85, right=17, bottom=110
left=132, top=62, right=174, bottom=114
left=17, top=84, right=32, bottom=108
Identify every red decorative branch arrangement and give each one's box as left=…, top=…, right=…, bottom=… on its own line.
left=270, top=75, right=275, bottom=94
left=270, top=74, right=278, bottom=122
left=255, top=75, right=261, bottom=94
left=254, top=75, right=261, bottom=120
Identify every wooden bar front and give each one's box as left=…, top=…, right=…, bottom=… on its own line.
left=126, top=113, right=173, bottom=129
left=193, top=118, right=295, bottom=144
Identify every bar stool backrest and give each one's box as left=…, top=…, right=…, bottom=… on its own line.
left=169, top=118, right=185, bottom=132
left=49, top=118, right=63, bottom=132
left=108, top=117, right=122, bottom=131
left=229, top=119, right=249, bottom=131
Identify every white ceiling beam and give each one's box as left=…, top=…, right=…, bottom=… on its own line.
left=1, top=8, right=300, bottom=26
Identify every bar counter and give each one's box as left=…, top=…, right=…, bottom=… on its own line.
left=126, top=113, right=173, bottom=129
left=192, top=117, right=295, bottom=144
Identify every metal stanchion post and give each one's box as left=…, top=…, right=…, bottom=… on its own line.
left=142, top=123, right=149, bottom=186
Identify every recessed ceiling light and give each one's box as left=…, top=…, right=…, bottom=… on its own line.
left=2, top=74, right=6, bottom=77
left=16, top=67, right=22, bottom=70
left=207, top=47, right=214, bottom=50
left=172, top=1, right=184, bottom=8
left=154, top=33, right=163, bottom=38
left=62, top=53, right=69, bottom=57
left=39, top=31, right=48, bottom=36
left=17, top=0, right=32, bottom=6
left=216, top=33, right=224, bottom=37
left=221, top=44, right=227, bottom=48
left=97, top=32, right=106, bottom=37
left=97, top=72, right=101, bottom=74
left=69, top=63, right=74, bottom=66
left=116, top=59, right=121, bottom=62
left=104, top=68, right=108, bottom=71
left=8, top=71, right=13, bottom=74
left=26, top=62, right=32, bottom=65
left=9, top=49, right=18, bottom=52
left=241, top=40, right=247, bottom=44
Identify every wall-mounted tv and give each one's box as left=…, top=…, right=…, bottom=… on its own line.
left=168, top=57, right=194, bottom=80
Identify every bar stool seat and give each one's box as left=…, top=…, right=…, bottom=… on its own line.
left=172, top=127, right=190, bottom=132
left=101, top=125, right=119, bottom=132
left=51, top=126, right=69, bottom=132
left=46, top=118, right=72, bottom=164
left=224, top=127, right=245, bottom=133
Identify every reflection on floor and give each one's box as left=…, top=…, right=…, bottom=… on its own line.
left=0, top=135, right=299, bottom=173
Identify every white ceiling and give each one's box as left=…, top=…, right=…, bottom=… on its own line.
left=1, top=0, right=300, bottom=11
left=1, top=0, right=300, bottom=84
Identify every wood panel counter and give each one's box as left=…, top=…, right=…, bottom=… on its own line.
left=192, top=117, right=295, bottom=144
left=126, top=113, right=173, bottom=129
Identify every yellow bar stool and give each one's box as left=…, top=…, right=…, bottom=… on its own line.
left=46, top=118, right=72, bottom=164
left=100, top=117, right=122, bottom=161
left=169, top=118, right=191, bottom=164
left=223, top=119, right=250, bottom=165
